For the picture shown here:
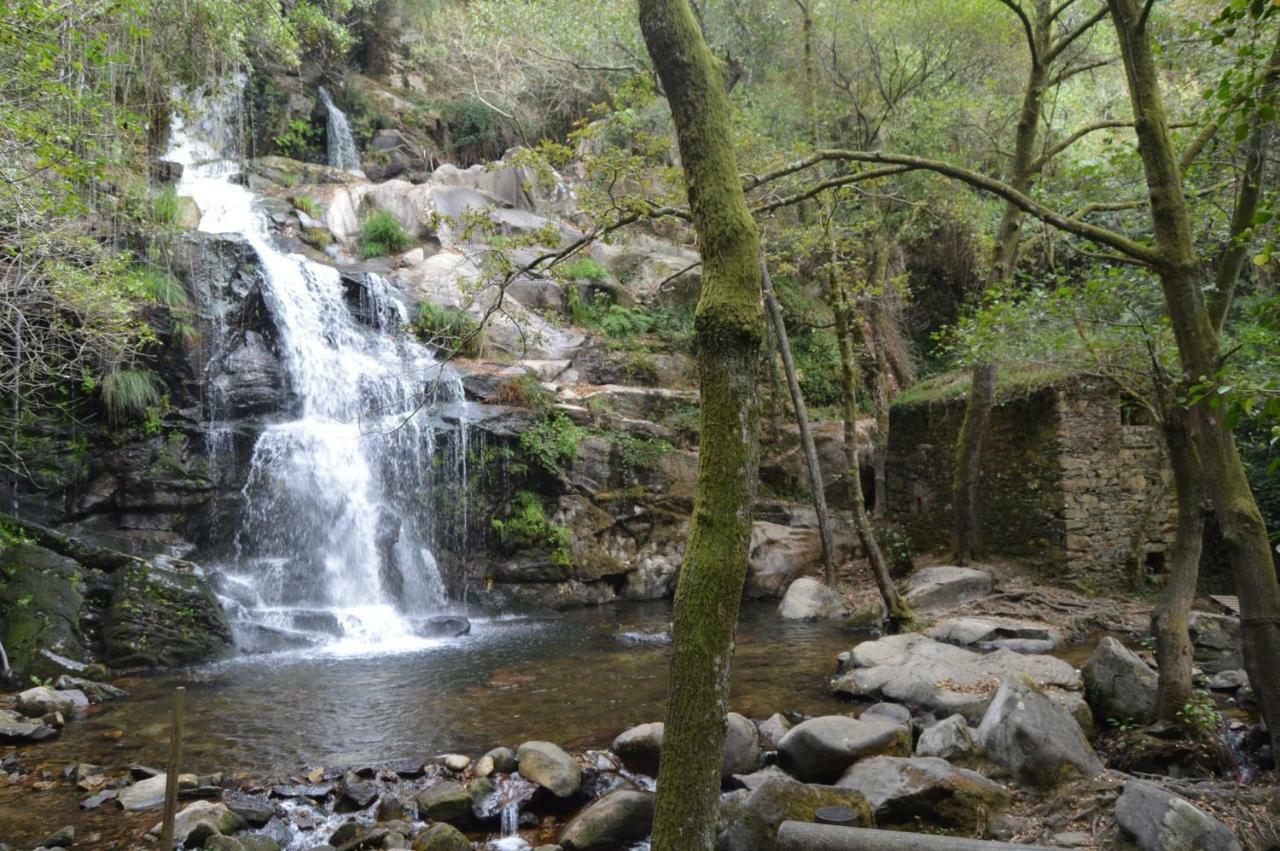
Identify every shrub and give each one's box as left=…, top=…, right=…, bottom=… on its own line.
left=292, top=194, right=323, bottom=218
left=100, top=369, right=164, bottom=425
left=520, top=412, right=586, bottom=475
left=610, top=432, right=673, bottom=479
left=416, top=303, right=483, bottom=357
left=491, top=490, right=572, bottom=567
left=491, top=373, right=554, bottom=410
left=359, top=210, right=412, bottom=258
left=560, top=257, right=608, bottom=283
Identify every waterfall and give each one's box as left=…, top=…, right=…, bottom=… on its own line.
left=167, top=79, right=466, bottom=655
left=318, top=86, right=364, bottom=173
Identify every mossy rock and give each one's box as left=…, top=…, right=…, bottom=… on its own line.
left=719, top=777, right=873, bottom=851
left=0, top=543, right=89, bottom=680
left=102, top=562, right=232, bottom=669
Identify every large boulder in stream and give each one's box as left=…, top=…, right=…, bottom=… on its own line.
left=976, top=674, right=1102, bottom=788
left=1082, top=636, right=1157, bottom=722
left=717, top=776, right=873, bottom=851
left=15, top=686, right=88, bottom=717
left=517, top=740, right=583, bottom=798
left=0, top=708, right=58, bottom=743
left=835, top=756, right=1008, bottom=829
left=1115, top=779, right=1242, bottom=851
left=832, top=633, right=1086, bottom=726
left=778, top=577, right=847, bottom=620
left=611, top=714, right=760, bottom=781
left=776, top=715, right=910, bottom=784
left=102, top=562, right=232, bottom=669
left=558, top=789, right=655, bottom=850
left=147, top=800, right=246, bottom=846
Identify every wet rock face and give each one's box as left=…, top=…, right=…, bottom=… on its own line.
left=0, top=543, right=88, bottom=680
left=102, top=562, right=233, bottom=669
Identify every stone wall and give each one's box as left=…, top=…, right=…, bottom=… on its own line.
left=886, top=377, right=1174, bottom=579
left=887, top=385, right=1066, bottom=564
left=1055, top=381, right=1174, bottom=577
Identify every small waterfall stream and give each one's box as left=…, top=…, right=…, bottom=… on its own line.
left=319, top=86, right=364, bottom=173
left=168, top=79, right=466, bottom=655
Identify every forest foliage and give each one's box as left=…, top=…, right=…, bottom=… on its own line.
left=2, top=0, right=1277, bottom=535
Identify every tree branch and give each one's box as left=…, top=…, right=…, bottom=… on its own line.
left=1031, top=119, right=1131, bottom=171
left=793, top=148, right=1163, bottom=263
left=1046, top=5, right=1109, bottom=62
left=997, top=0, right=1042, bottom=69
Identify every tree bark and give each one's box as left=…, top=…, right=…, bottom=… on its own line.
left=1109, top=0, right=1280, bottom=757
left=823, top=219, right=909, bottom=625
left=638, top=2, right=766, bottom=849
left=762, top=256, right=838, bottom=586
left=952, top=362, right=998, bottom=564
left=1152, top=409, right=1204, bottom=722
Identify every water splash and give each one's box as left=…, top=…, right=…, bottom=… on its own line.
left=319, top=86, right=364, bottom=173
left=168, top=78, right=465, bottom=655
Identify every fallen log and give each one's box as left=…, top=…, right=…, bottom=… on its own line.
left=0, top=511, right=145, bottom=572
left=776, top=823, right=1056, bottom=851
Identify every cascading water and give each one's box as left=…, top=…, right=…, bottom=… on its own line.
left=168, top=79, right=466, bottom=655
left=318, top=86, right=364, bottom=173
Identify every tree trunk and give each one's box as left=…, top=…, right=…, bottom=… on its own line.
left=1208, top=27, right=1280, bottom=333
left=863, top=243, right=896, bottom=520
left=1109, top=0, right=1280, bottom=756
left=989, top=1, right=1050, bottom=282
left=1152, top=409, right=1205, bottom=722
left=762, top=256, right=838, bottom=586
left=638, top=3, right=766, bottom=849
left=952, top=362, right=998, bottom=564
left=823, top=219, right=909, bottom=625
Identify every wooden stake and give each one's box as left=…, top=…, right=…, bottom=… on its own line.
left=158, top=686, right=186, bottom=849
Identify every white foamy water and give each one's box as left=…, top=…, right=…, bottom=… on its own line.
left=168, top=78, right=467, bottom=656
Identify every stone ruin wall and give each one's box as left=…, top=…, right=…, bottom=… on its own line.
left=887, top=386, right=1066, bottom=565
left=1055, top=380, right=1176, bottom=579
left=886, top=378, right=1175, bottom=579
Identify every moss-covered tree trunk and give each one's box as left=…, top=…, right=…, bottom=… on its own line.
left=638, top=2, right=765, bottom=848
left=1109, top=0, right=1280, bottom=756
left=762, top=257, right=838, bottom=585
left=953, top=1, right=1050, bottom=562
left=1152, top=409, right=1204, bottom=721
left=951, top=362, right=997, bottom=564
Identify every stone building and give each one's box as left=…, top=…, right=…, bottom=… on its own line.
left=886, top=373, right=1175, bottom=579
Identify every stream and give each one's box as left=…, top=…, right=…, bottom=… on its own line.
left=0, top=601, right=862, bottom=846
